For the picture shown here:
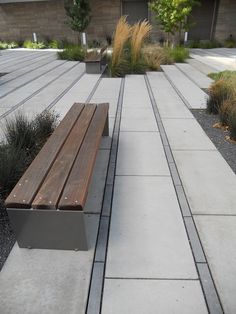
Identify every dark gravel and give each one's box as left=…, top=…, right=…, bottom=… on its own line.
left=192, top=109, right=236, bottom=174
left=0, top=205, right=15, bottom=271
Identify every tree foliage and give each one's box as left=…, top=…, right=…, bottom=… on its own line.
left=149, top=0, right=200, bottom=42
left=64, top=0, right=91, bottom=33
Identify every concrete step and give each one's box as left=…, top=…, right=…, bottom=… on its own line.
left=161, top=65, right=208, bottom=109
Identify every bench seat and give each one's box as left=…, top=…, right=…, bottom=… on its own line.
left=5, top=103, right=109, bottom=250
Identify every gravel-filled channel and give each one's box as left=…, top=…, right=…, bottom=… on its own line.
left=192, top=109, right=236, bottom=174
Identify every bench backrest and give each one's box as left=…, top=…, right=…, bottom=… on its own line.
left=5, top=103, right=109, bottom=211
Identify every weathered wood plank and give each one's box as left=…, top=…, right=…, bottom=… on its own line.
left=32, top=104, right=96, bottom=209
left=59, top=103, right=109, bottom=210
left=5, top=103, right=84, bottom=208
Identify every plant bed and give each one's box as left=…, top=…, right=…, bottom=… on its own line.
left=192, top=109, right=236, bottom=174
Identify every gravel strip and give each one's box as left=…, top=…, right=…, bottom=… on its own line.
left=0, top=206, right=15, bottom=271
left=192, top=109, right=236, bottom=174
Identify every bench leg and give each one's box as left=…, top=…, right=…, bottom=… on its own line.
left=103, top=113, right=109, bottom=136
left=7, top=208, right=88, bottom=251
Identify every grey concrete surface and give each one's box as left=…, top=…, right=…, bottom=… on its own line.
left=0, top=215, right=99, bottom=314
left=175, top=63, right=213, bottom=88
left=147, top=72, right=194, bottom=119
left=120, top=107, right=158, bottom=131
left=186, top=58, right=217, bottom=75
left=116, top=131, right=169, bottom=176
left=162, top=118, right=216, bottom=151
left=102, top=279, right=208, bottom=314
left=173, top=150, right=236, bottom=215
left=161, top=65, right=208, bottom=109
left=105, top=176, right=197, bottom=279
left=195, top=216, right=236, bottom=314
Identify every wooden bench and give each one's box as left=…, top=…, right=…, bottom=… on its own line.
left=5, top=103, right=109, bottom=251
left=85, top=46, right=108, bottom=74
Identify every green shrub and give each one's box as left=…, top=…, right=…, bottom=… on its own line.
left=23, top=40, right=46, bottom=49
left=207, top=79, right=235, bottom=114
left=34, top=110, right=59, bottom=149
left=4, top=110, right=58, bottom=156
left=0, top=41, right=8, bottom=50
left=57, top=46, right=85, bottom=61
left=187, top=40, right=221, bottom=49
left=0, top=111, right=58, bottom=202
left=5, top=113, right=37, bottom=154
left=48, top=39, right=63, bottom=49
left=0, top=146, right=28, bottom=197
left=167, top=46, right=189, bottom=63
left=224, top=35, right=236, bottom=48
left=208, top=71, right=236, bottom=81
left=228, top=106, right=236, bottom=140
left=0, top=41, right=18, bottom=49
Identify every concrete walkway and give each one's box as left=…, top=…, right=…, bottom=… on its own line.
left=0, top=50, right=236, bottom=314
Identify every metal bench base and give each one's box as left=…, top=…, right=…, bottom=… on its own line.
left=7, top=208, right=88, bottom=251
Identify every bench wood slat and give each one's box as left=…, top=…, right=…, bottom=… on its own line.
left=58, top=103, right=109, bottom=210
left=5, top=104, right=85, bottom=208
left=32, top=104, right=97, bottom=209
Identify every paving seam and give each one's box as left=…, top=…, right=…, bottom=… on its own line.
left=0, top=51, right=48, bottom=71
left=0, top=55, right=57, bottom=86
left=175, top=63, right=212, bottom=89
left=104, top=277, right=199, bottom=281
left=145, top=74, right=224, bottom=314
left=0, top=62, right=80, bottom=121
left=0, top=51, right=39, bottom=66
left=186, top=59, right=217, bottom=75
left=46, top=68, right=85, bottom=110
left=0, top=60, right=68, bottom=99
left=86, top=78, right=125, bottom=314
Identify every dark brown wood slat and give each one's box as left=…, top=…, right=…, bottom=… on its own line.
left=58, top=103, right=109, bottom=210
left=5, top=103, right=85, bottom=209
left=32, top=104, right=97, bottom=209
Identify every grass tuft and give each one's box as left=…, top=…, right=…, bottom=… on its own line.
left=207, top=79, right=236, bottom=114
left=110, top=16, right=131, bottom=77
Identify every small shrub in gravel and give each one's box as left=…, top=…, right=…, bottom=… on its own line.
left=228, top=106, right=236, bottom=141
left=207, top=79, right=235, bottom=114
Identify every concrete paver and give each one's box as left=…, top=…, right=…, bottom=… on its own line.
left=102, top=279, right=208, bottom=314
left=0, top=214, right=99, bottom=314
left=175, top=63, right=213, bottom=88
left=195, top=216, right=236, bottom=314
left=116, top=131, right=169, bottom=175
left=147, top=72, right=194, bottom=119
left=105, top=176, right=197, bottom=279
left=173, top=150, right=236, bottom=215
left=120, top=107, right=158, bottom=131
left=186, top=58, right=217, bottom=75
left=162, top=118, right=216, bottom=151
left=161, top=65, right=208, bottom=109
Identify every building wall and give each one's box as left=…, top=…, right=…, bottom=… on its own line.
left=0, top=0, right=120, bottom=43
left=215, top=0, right=236, bottom=41
left=0, top=0, right=235, bottom=43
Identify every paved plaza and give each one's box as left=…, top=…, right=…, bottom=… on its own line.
left=0, top=48, right=236, bottom=313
